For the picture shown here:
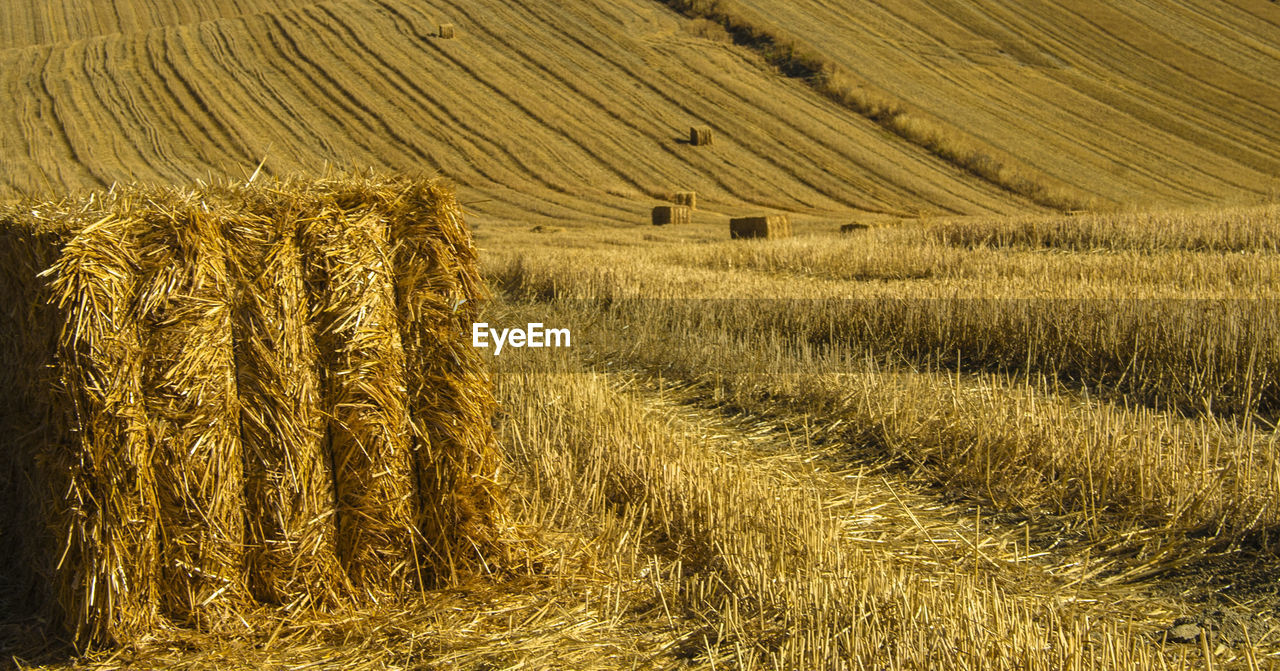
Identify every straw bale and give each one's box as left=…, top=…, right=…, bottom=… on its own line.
left=384, top=180, right=506, bottom=585
left=13, top=203, right=163, bottom=647
left=730, top=214, right=792, bottom=239
left=439, top=23, right=456, bottom=39
left=652, top=205, right=691, bottom=226
left=0, top=171, right=506, bottom=648
left=300, top=199, right=422, bottom=595
left=672, top=191, right=697, bottom=210
left=224, top=210, right=346, bottom=609
left=133, top=198, right=247, bottom=625
left=689, top=127, right=713, bottom=146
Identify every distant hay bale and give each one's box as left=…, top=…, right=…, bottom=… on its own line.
left=439, top=23, right=455, bottom=39
left=0, top=172, right=506, bottom=649
left=652, top=205, right=692, bottom=226
left=730, top=215, right=792, bottom=239
left=672, top=191, right=698, bottom=210
left=689, top=126, right=713, bottom=146
left=840, top=223, right=869, bottom=233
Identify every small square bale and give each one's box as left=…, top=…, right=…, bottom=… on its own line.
left=730, top=214, right=792, bottom=239
left=689, top=127, right=713, bottom=146
left=652, top=205, right=692, bottom=226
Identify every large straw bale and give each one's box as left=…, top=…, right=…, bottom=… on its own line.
left=0, top=172, right=505, bottom=649
left=689, top=126, right=713, bottom=146
left=730, top=214, right=792, bottom=239
left=300, top=202, right=421, bottom=595
left=224, top=210, right=345, bottom=610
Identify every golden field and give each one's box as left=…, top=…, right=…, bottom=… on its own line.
left=1, top=0, right=1279, bottom=669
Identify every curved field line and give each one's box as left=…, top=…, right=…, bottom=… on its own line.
left=37, top=46, right=109, bottom=189
left=424, top=0, right=1009, bottom=214
left=261, top=11, right=431, bottom=167
left=724, top=0, right=1280, bottom=205
left=197, top=20, right=341, bottom=170
left=468, top=0, right=894, bottom=211
left=832, top=0, right=1264, bottom=198
left=308, top=2, right=635, bottom=218
left=373, top=0, right=686, bottom=202
left=847, top=1, right=1253, bottom=201
left=1044, top=2, right=1280, bottom=159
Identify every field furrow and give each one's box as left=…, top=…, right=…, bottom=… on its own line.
left=196, top=22, right=339, bottom=171
left=0, top=0, right=319, bottom=50
left=723, top=0, right=1280, bottom=206
left=465, top=0, right=871, bottom=211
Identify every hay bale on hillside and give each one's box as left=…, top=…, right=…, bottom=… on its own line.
left=730, top=215, right=792, bottom=239
left=0, top=172, right=506, bottom=649
left=439, top=23, right=455, bottom=39
left=652, top=205, right=692, bottom=226
left=689, top=127, right=713, bottom=146
left=672, top=191, right=697, bottom=210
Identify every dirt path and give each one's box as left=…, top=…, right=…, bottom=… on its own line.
left=624, top=370, right=1280, bottom=665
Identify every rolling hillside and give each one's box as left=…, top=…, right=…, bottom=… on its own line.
left=4, top=0, right=1278, bottom=220
left=0, top=0, right=1034, bottom=223
left=710, top=0, right=1280, bottom=207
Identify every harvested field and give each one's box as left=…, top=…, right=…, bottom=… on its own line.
left=671, top=0, right=1280, bottom=208
left=472, top=207, right=1280, bottom=669
left=0, top=0, right=1035, bottom=223
left=3, top=0, right=1280, bottom=668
